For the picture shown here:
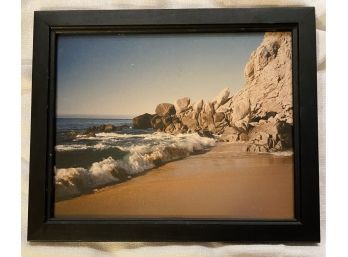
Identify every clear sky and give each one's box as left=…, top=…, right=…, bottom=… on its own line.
left=56, top=33, right=263, bottom=118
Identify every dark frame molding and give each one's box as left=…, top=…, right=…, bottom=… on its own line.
left=28, top=8, right=320, bottom=242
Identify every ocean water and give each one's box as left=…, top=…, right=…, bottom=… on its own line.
left=55, top=118, right=216, bottom=200
left=57, top=118, right=133, bottom=133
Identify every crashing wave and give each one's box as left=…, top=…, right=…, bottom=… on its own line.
left=55, top=143, right=113, bottom=152
left=55, top=132, right=215, bottom=200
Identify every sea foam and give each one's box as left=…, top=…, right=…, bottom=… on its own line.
left=269, top=150, right=293, bottom=156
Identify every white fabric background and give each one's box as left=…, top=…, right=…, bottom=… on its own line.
left=21, top=1, right=326, bottom=256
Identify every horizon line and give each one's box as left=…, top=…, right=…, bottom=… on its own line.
left=57, top=114, right=135, bottom=119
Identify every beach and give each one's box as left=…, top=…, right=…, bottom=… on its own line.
left=55, top=142, right=294, bottom=219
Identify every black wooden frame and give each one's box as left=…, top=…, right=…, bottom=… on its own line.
left=28, top=8, right=320, bottom=242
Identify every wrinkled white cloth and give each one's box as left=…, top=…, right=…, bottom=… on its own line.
left=21, top=1, right=326, bottom=256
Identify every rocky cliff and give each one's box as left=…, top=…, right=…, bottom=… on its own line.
left=133, top=32, right=293, bottom=152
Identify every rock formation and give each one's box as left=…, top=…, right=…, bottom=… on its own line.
left=132, top=113, right=154, bottom=129
left=132, top=32, right=293, bottom=152
left=235, top=32, right=293, bottom=152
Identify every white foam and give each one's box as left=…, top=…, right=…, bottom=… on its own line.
left=55, top=158, right=121, bottom=200
left=55, top=144, right=89, bottom=151
left=269, top=150, right=293, bottom=156
left=55, top=167, right=91, bottom=199
left=95, top=132, right=146, bottom=139
left=94, top=143, right=107, bottom=150
left=89, top=157, right=120, bottom=187
left=115, top=133, right=215, bottom=174
left=55, top=143, right=117, bottom=152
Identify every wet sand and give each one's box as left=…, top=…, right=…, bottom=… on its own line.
left=55, top=142, right=294, bottom=219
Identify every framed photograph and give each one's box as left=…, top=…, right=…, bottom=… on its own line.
left=28, top=8, right=320, bottom=242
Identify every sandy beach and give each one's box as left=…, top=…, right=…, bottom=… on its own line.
left=55, top=142, right=294, bottom=219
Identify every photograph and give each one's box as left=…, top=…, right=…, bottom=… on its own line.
left=53, top=31, right=294, bottom=219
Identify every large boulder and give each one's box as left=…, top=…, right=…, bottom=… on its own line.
left=216, top=98, right=232, bottom=113
left=155, top=103, right=176, bottom=117
left=193, top=99, right=204, bottom=113
left=213, top=87, right=230, bottom=109
left=230, top=98, right=250, bottom=123
left=199, top=112, right=215, bottom=132
left=181, top=112, right=199, bottom=131
left=203, top=101, right=215, bottom=115
left=246, top=119, right=292, bottom=152
left=220, top=126, right=239, bottom=142
left=132, top=113, right=154, bottom=129
left=175, top=97, right=190, bottom=113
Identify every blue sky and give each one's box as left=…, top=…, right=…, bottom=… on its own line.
left=56, top=33, right=263, bottom=118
